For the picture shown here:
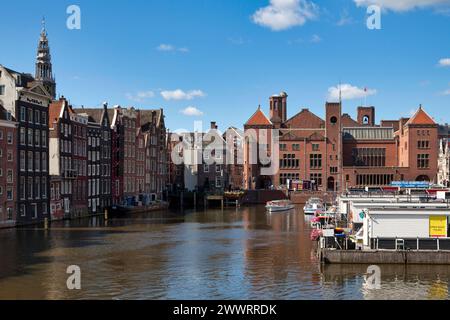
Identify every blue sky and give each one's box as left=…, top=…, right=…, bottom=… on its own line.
left=1, top=0, right=449, bottom=130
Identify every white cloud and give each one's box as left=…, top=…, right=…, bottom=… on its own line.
left=228, top=37, right=248, bottom=45
left=353, top=0, right=450, bottom=12
left=161, top=89, right=206, bottom=101
left=311, top=34, right=322, bottom=43
left=442, top=89, right=450, bottom=95
left=157, top=44, right=175, bottom=51
left=288, top=34, right=321, bottom=45
left=180, top=106, right=204, bottom=116
left=337, top=9, right=354, bottom=26
left=439, top=58, right=450, bottom=67
left=327, top=84, right=377, bottom=101
left=252, top=0, right=318, bottom=31
left=126, top=91, right=155, bottom=102
left=157, top=44, right=189, bottom=53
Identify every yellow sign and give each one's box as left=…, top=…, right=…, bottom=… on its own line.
left=429, top=216, right=447, bottom=238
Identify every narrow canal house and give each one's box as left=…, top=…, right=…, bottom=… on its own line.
left=111, top=107, right=123, bottom=206
left=49, top=98, right=72, bottom=220
left=110, top=106, right=138, bottom=205
left=0, top=105, right=18, bottom=227
left=141, top=109, right=169, bottom=200
left=136, top=122, right=146, bottom=203
left=74, top=103, right=113, bottom=214
left=168, top=132, right=186, bottom=192
left=0, top=24, right=56, bottom=225
left=70, top=109, right=88, bottom=217
left=224, top=127, right=244, bottom=190
left=49, top=97, right=89, bottom=219
left=170, top=122, right=228, bottom=193
left=197, top=122, right=228, bottom=193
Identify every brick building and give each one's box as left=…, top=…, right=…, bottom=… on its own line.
left=224, top=127, right=244, bottom=190
left=243, top=92, right=440, bottom=192
left=70, top=108, right=88, bottom=217
left=49, top=98, right=73, bottom=219
left=0, top=105, right=18, bottom=227
left=141, top=109, right=169, bottom=200
left=170, top=122, right=234, bottom=193
left=111, top=106, right=169, bottom=205
left=0, top=23, right=55, bottom=225
left=0, top=67, right=52, bottom=224
left=75, top=103, right=112, bottom=213
left=168, top=132, right=185, bottom=191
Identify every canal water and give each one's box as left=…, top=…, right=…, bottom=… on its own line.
left=0, top=206, right=449, bottom=300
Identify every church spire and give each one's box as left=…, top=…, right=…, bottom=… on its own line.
left=35, top=17, right=56, bottom=98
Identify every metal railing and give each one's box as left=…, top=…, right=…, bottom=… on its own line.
left=371, top=237, right=450, bottom=251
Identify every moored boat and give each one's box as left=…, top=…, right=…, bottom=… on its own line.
left=303, top=197, right=325, bottom=215
left=265, top=200, right=296, bottom=212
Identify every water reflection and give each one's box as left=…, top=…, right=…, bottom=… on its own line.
left=0, top=206, right=448, bottom=300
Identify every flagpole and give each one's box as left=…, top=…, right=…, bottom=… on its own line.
left=364, top=87, right=367, bottom=107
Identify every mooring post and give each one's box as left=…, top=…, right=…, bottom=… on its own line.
left=193, top=193, right=196, bottom=208
left=180, top=191, right=184, bottom=210
left=104, top=209, right=108, bottom=221
left=221, top=198, right=224, bottom=211
left=44, top=218, right=49, bottom=230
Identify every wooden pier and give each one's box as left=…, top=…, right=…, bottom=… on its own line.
left=204, top=195, right=241, bottom=210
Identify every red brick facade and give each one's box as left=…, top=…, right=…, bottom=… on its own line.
left=0, top=106, right=17, bottom=226
left=244, top=93, right=439, bottom=192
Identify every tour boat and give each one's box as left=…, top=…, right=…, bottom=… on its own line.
left=265, top=200, right=296, bottom=212
left=303, top=197, right=325, bottom=215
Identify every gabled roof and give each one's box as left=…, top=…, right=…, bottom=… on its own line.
left=309, top=132, right=325, bottom=141
left=141, top=109, right=164, bottom=128
left=245, top=107, right=272, bottom=126
left=48, top=99, right=66, bottom=129
left=279, top=128, right=326, bottom=141
left=406, top=106, right=436, bottom=126
left=284, top=108, right=325, bottom=129
left=341, top=113, right=360, bottom=127
left=74, top=108, right=114, bottom=124
left=223, top=126, right=244, bottom=139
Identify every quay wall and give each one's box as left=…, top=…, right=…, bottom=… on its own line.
left=290, top=191, right=337, bottom=204
left=241, top=190, right=288, bottom=204
left=321, top=249, right=450, bottom=265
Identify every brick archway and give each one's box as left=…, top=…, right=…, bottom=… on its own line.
left=327, top=177, right=335, bottom=191
left=416, top=175, right=430, bottom=182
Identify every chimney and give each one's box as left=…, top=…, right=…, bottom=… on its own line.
left=211, top=121, right=217, bottom=130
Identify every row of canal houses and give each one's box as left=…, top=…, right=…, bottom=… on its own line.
left=47, top=98, right=169, bottom=221
left=0, top=25, right=169, bottom=228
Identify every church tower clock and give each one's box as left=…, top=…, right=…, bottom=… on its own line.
left=35, top=18, right=56, bottom=99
